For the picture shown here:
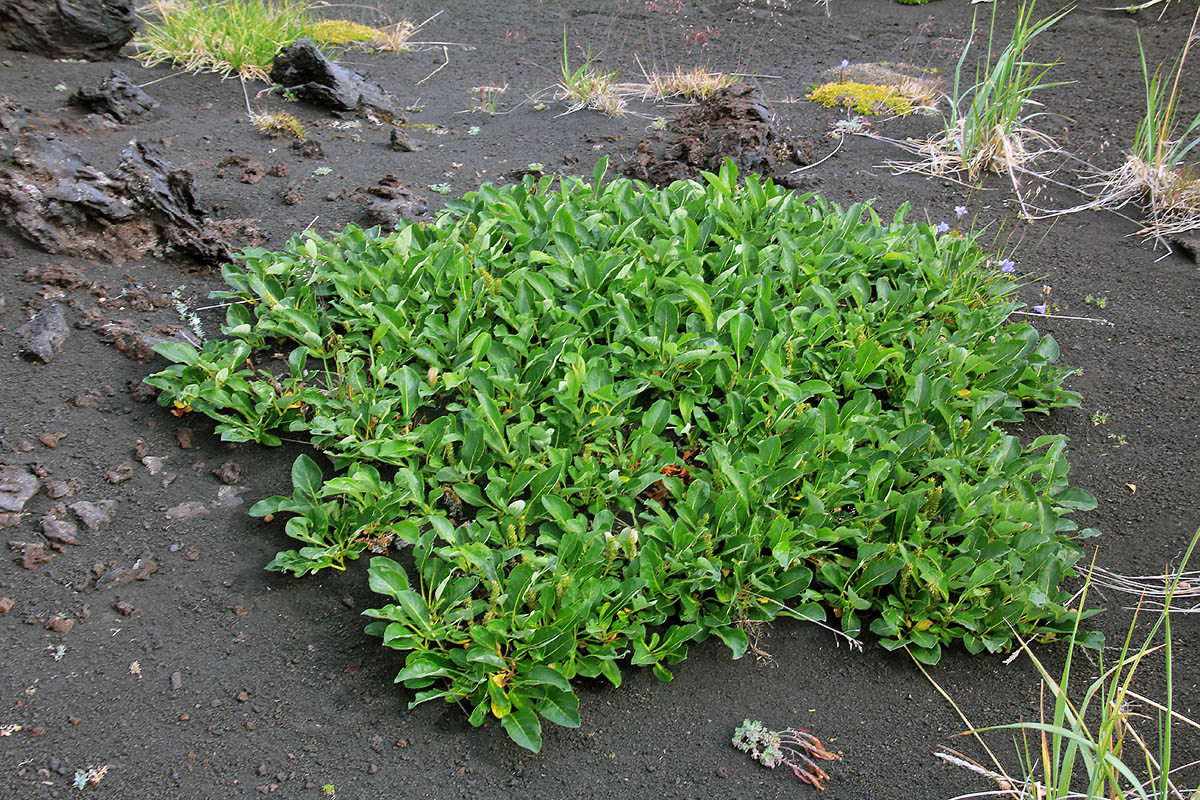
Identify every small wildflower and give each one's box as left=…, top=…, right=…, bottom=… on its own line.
left=954, top=205, right=968, bottom=218
left=998, top=258, right=1016, bottom=273
left=733, top=719, right=840, bottom=790
left=936, top=221, right=950, bottom=234
left=840, top=58, right=850, bottom=68
left=1033, top=304, right=1047, bottom=314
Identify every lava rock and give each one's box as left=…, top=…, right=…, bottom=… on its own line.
left=1174, top=235, right=1200, bottom=264
left=0, top=466, right=39, bottom=513
left=0, top=135, right=239, bottom=265
left=212, top=460, right=240, bottom=485
left=39, top=514, right=79, bottom=546
left=0, top=0, right=136, bottom=61
left=69, top=499, right=117, bottom=532
left=24, top=263, right=88, bottom=289
left=17, top=302, right=69, bottom=362
left=99, top=319, right=172, bottom=362
left=9, top=540, right=51, bottom=569
left=44, top=480, right=74, bottom=499
left=105, top=462, right=134, bottom=484
left=389, top=128, right=422, bottom=152
left=290, top=139, right=324, bottom=160
left=363, top=175, right=428, bottom=229
left=619, top=83, right=779, bottom=185
left=70, top=70, right=157, bottom=123
left=165, top=500, right=208, bottom=520
left=94, top=551, right=157, bottom=590
left=270, top=39, right=402, bottom=121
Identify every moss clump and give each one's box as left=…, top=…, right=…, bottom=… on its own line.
left=251, top=111, right=305, bottom=139
left=806, top=81, right=914, bottom=116
left=305, top=19, right=386, bottom=46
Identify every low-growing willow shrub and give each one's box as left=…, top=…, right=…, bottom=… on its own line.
left=146, top=160, right=1098, bottom=752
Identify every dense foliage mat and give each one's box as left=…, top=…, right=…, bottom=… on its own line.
left=146, top=160, right=1097, bottom=751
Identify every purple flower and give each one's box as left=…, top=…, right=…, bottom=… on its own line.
left=998, top=258, right=1016, bottom=273
left=954, top=205, right=968, bottom=218
left=1033, top=304, right=1047, bottom=314
left=840, top=59, right=850, bottom=68
left=936, top=221, right=950, bottom=234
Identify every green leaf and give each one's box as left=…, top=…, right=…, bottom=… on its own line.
left=680, top=282, right=714, bottom=330
left=523, top=665, right=572, bottom=692
left=712, top=625, right=749, bottom=659
left=152, top=340, right=201, bottom=366
left=291, top=454, right=324, bottom=499
left=367, top=557, right=410, bottom=598
left=541, top=494, right=574, bottom=525
left=643, top=399, right=671, bottom=435
left=537, top=686, right=581, bottom=728
left=592, top=155, right=609, bottom=196
left=501, top=707, right=543, bottom=753
left=395, top=655, right=451, bottom=684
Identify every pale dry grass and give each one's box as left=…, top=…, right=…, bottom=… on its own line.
left=640, top=65, right=736, bottom=101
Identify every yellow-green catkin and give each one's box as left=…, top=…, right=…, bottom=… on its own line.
left=924, top=484, right=943, bottom=517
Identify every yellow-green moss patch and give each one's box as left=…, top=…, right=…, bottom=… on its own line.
left=807, top=81, right=914, bottom=116
left=305, top=19, right=386, bottom=46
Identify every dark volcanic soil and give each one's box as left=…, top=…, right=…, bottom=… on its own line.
left=1, top=1, right=1198, bottom=798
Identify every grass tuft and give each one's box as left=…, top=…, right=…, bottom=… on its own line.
left=556, top=31, right=640, bottom=116
left=942, top=528, right=1200, bottom=800
left=251, top=110, right=305, bottom=138
left=135, top=1, right=417, bottom=82
left=883, top=1, right=1072, bottom=217
left=1066, top=7, right=1200, bottom=241
left=135, top=0, right=313, bottom=82
left=641, top=66, right=737, bottom=101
